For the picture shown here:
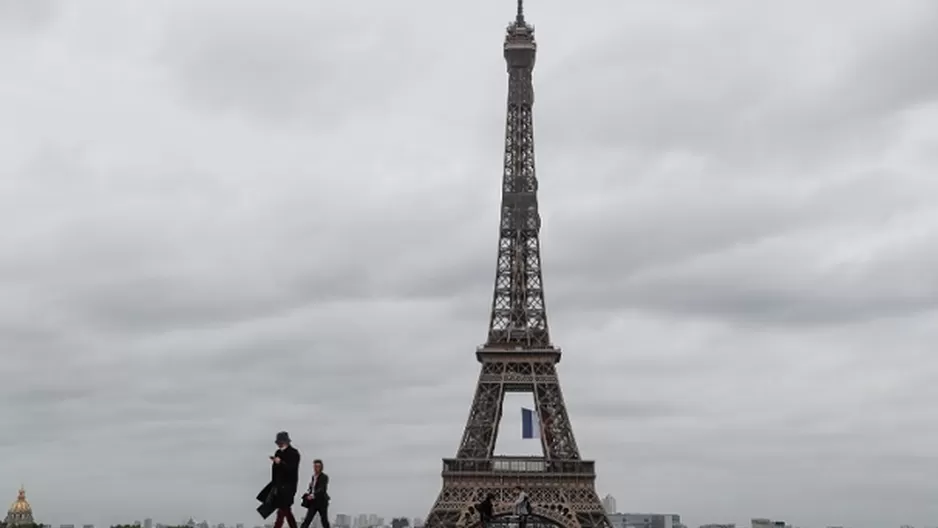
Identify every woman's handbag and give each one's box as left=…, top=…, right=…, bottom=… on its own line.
left=301, top=476, right=315, bottom=509
left=301, top=493, right=314, bottom=509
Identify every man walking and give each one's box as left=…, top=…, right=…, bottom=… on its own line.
left=300, top=459, right=330, bottom=528
left=271, top=431, right=301, bottom=528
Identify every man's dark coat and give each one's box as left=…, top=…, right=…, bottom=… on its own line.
left=256, top=444, right=301, bottom=517
left=271, top=445, right=301, bottom=507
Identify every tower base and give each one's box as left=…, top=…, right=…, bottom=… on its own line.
left=425, top=457, right=611, bottom=528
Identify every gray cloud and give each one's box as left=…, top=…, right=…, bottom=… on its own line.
left=156, top=1, right=435, bottom=127
left=1, top=1, right=938, bottom=528
left=541, top=1, right=938, bottom=169
left=0, top=0, right=60, bottom=35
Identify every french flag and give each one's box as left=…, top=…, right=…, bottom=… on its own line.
left=521, top=407, right=540, bottom=439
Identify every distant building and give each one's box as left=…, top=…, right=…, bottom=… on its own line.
left=609, top=513, right=682, bottom=528
left=700, top=524, right=735, bottom=528
left=5, top=488, right=35, bottom=526
left=334, top=515, right=351, bottom=528
left=144, top=519, right=153, bottom=528
left=752, top=519, right=789, bottom=528
left=602, top=495, right=617, bottom=514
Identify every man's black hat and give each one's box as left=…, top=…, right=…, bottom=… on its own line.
left=275, top=431, right=291, bottom=444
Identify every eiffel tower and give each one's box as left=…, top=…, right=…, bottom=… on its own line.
left=424, top=3, right=611, bottom=528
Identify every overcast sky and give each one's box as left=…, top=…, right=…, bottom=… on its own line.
left=2, top=0, right=938, bottom=527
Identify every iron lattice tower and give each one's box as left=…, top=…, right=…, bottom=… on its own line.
left=424, top=3, right=612, bottom=528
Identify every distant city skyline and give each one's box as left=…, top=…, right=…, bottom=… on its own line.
left=11, top=488, right=935, bottom=528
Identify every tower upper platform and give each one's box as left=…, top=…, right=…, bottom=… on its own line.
left=504, top=0, right=536, bottom=69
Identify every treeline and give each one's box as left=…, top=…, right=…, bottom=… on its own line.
left=390, top=518, right=411, bottom=528
left=0, top=523, right=46, bottom=528
left=110, top=525, right=190, bottom=528
left=110, top=524, right=191, bottom=528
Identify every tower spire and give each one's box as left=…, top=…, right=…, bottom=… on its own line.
left=486, top=0, right=545, bottom=349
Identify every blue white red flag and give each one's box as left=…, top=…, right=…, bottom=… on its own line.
left=521, top=407, right=540, bottom=439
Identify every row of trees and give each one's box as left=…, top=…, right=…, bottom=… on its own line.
left=390, top=518, right=411, bottom=528
left=0, top=523, right=187, bottom=528
left=110, top=526, right=189, bottom=528
left=98, top=522, right=412, bottom=528
left=4, top=521, right=407, bottom=528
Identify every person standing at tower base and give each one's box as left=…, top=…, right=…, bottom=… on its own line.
left=476, top=493, right=495, bottom=528
left=513, top=486, right=531, bottom=528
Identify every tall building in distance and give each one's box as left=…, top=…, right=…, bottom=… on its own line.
left=354, top=514, right=382, bottom=528
left=602, top=495, right=617, bottom=514
left=4, top=488, right=35, bottom=527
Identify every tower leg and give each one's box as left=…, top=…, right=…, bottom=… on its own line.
left=456, top=364, right=506, bottom=459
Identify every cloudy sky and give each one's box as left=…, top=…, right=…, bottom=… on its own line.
left=2, top=0, right=938, bottom=527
